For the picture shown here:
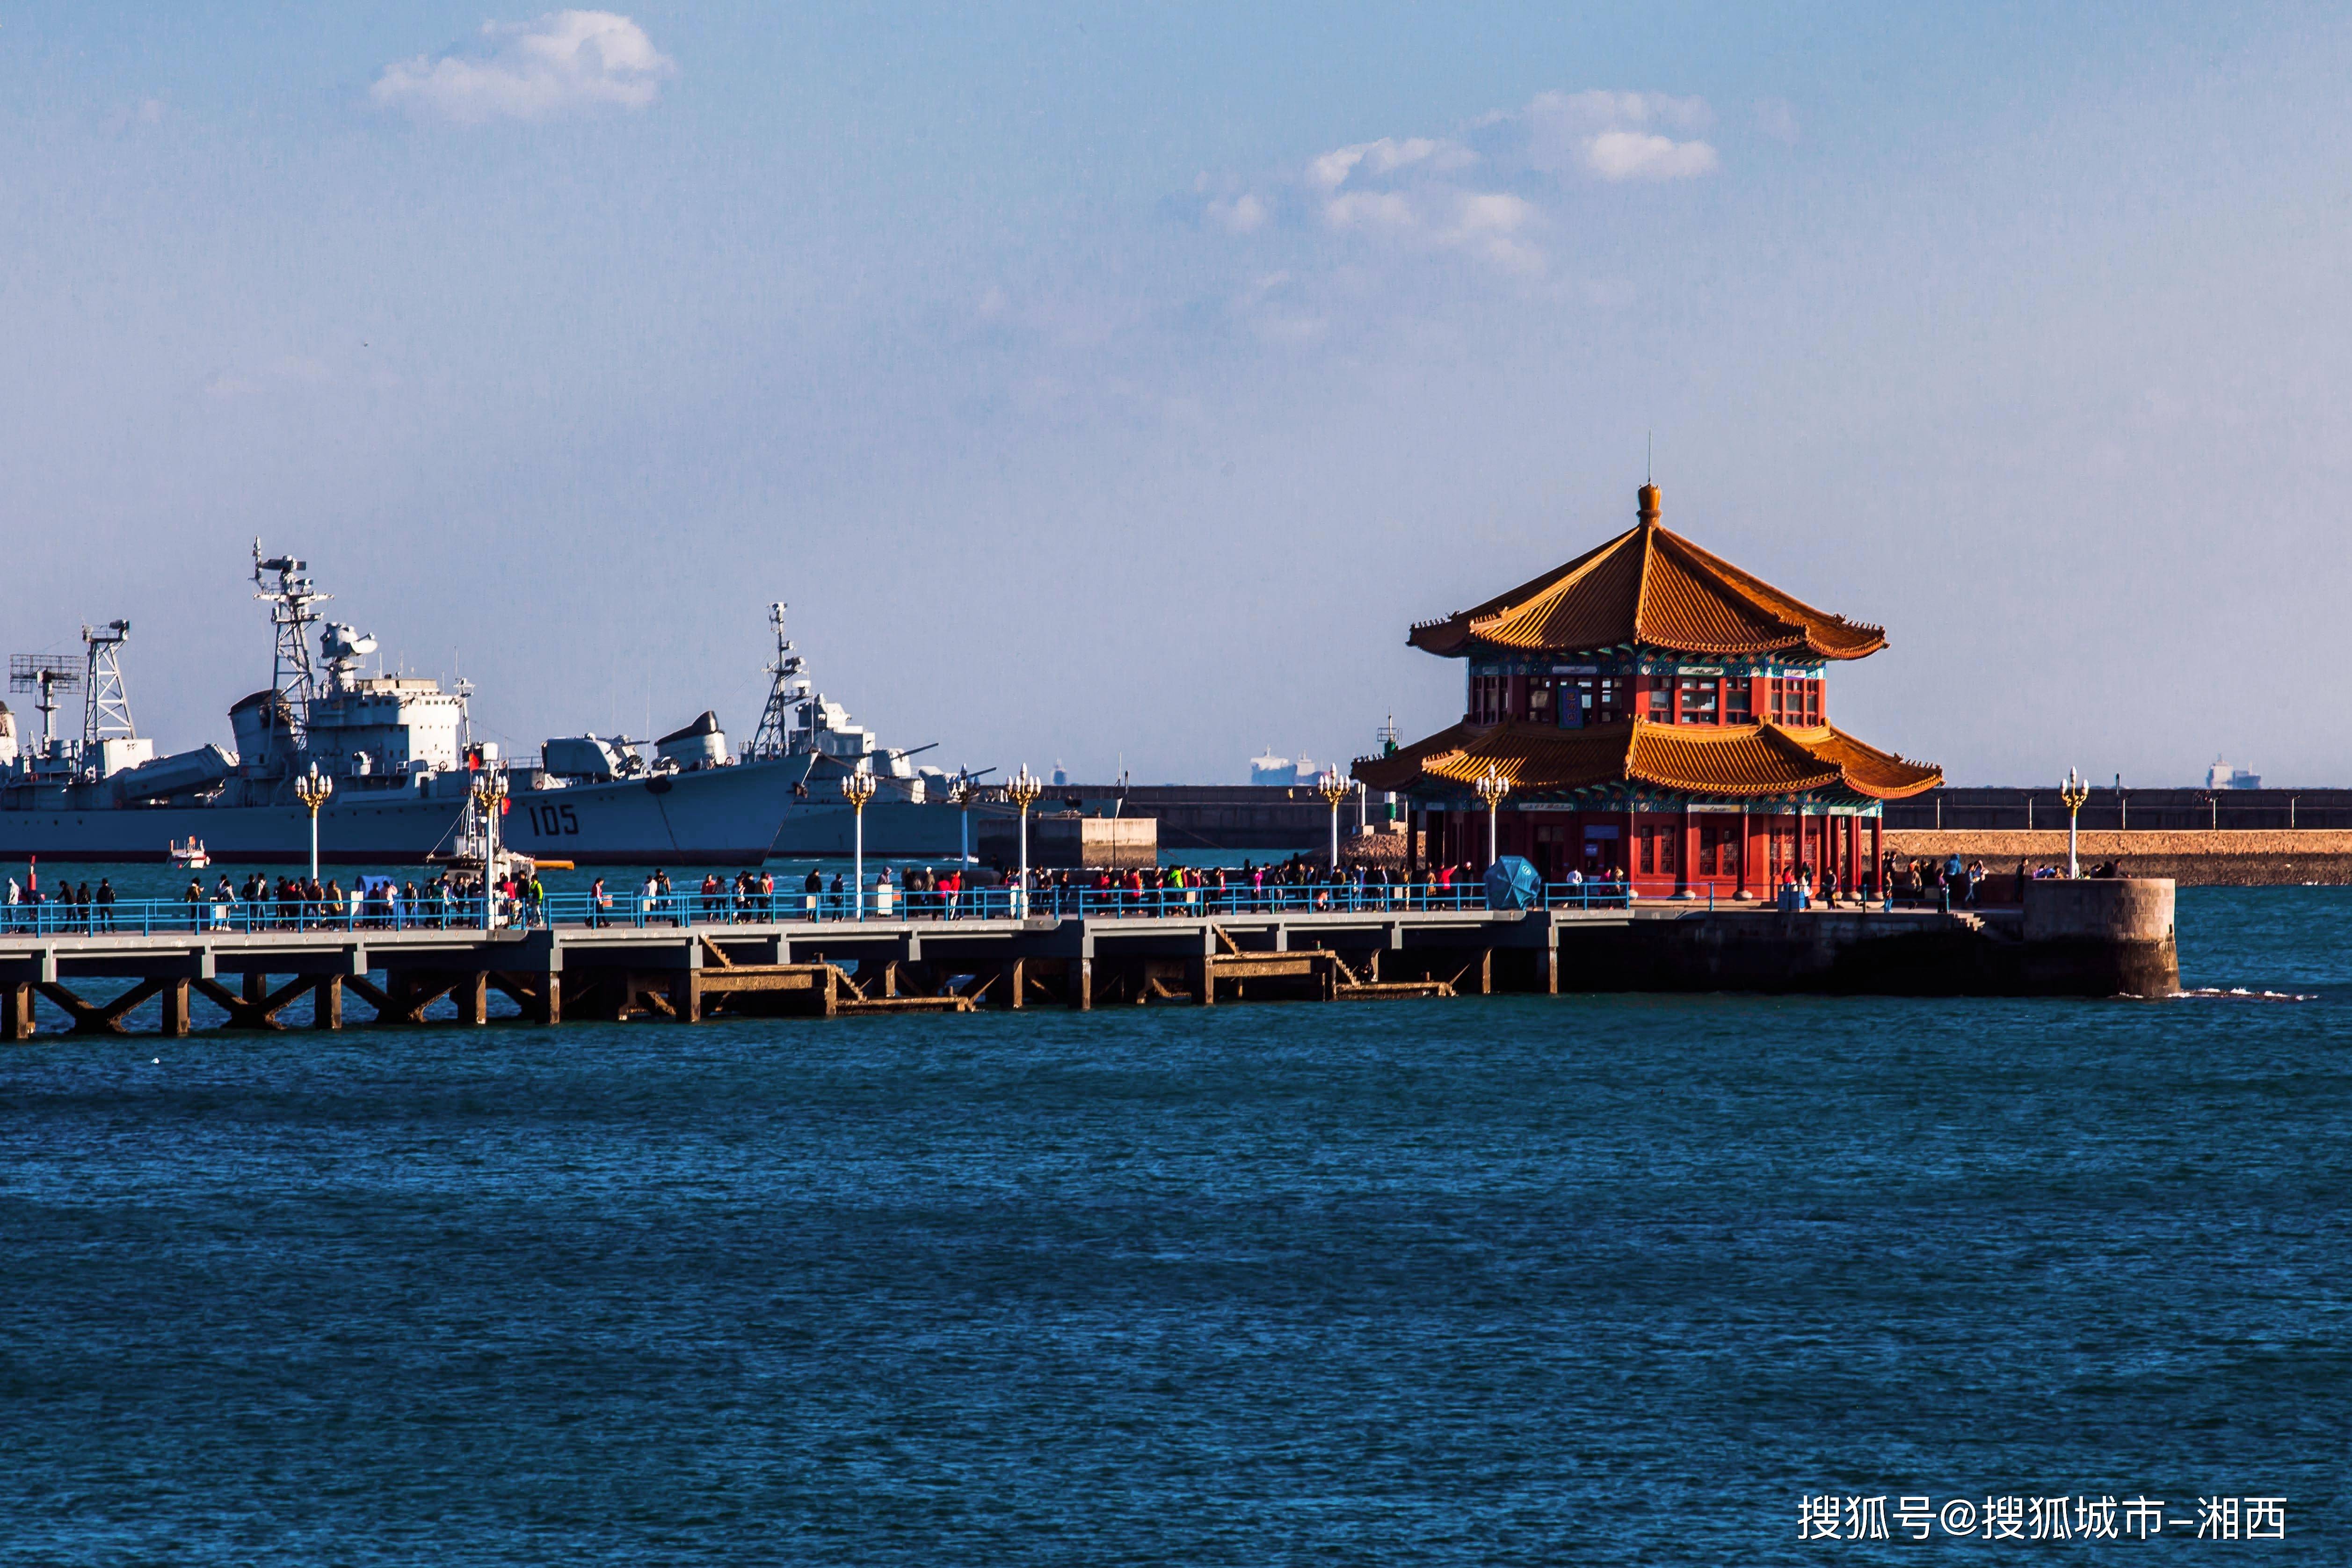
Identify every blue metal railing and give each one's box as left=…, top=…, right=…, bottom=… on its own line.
left=0, top=880, right=1641, bottom=936
left=537, top=880, right=1641, bottom=926
left=0, top=894, right=506, bottom=937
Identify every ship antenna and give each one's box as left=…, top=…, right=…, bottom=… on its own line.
left=251, top=539, right=328, bottom=736
left=80, top=620, right=135, bottom=745
left=750, top=601, right=799, bottom=761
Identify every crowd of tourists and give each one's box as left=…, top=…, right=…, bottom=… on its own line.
left=0, top=868, right=546, bottom=933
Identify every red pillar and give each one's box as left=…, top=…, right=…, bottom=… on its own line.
left=1735, top=809, right=1751, bottom=899
left=1870, top=812, right=1883, bottom=898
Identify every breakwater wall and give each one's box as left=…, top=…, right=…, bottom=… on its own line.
left=1885, top=785, right=2352, bottom=831
left=1886, top=829, right=2352, bottom=886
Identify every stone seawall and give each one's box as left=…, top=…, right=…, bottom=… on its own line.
left=1886, top=829, right=2352, bottom=886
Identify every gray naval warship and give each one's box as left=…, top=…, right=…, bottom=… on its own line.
left=717, top=604, right=1010, bottom=860
left=0, top=546, right=789, bottom=865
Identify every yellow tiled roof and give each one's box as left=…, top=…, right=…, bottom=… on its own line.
left=1407, top=492, right=1887, bottom=661
left=1353, top=718, right=1942, bottom=801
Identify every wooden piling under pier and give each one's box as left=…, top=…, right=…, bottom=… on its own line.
left=0, top=881, right=2177, bottom=1039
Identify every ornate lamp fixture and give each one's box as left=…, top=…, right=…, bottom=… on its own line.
left=1472, top=764, right=1511, bottom=868
left=842, top=767, right=878, bottom=920
left=294, top=762, right=334, bottom=883
left=2059, top=766, right=2090, bottom=880
left=1315, top=768, right=1350, bottom=869
left=1006, top=766, right=1042, bottom=915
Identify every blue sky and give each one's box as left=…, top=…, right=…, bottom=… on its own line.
left=5, top=4, right=2349, bottom=785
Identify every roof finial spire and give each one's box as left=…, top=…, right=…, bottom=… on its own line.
left=1637, top=474, right=1660, bottom=528
left=1646, top=430, right=1652, bottom=484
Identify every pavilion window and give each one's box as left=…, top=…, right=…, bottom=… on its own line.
left=1678, top=678, right=1718, bottom=724
left=1646, top=682, right=1671, bottom=720
left=1469, top=675, right=1506, bottom=725
left=1636, top=820, right=1678, bottom=876
left=1594, top=677, right=1625, bottom=725
left=1725, top=682, right=1752, bottom=723
left=1698, top=818, right=1742, bottom=876
left=1802, top=680, right=1822, bottom=724
left=1527, top=678, right=1555, bottom=722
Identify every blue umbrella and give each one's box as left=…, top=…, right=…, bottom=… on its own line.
left=1484, top=855, right=1541, bottom=910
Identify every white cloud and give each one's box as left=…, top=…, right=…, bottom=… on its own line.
left=371, top=11, right=675, bottom=125
left=1307, top=136, right=1474, bottom=190
left=1201, top=86, right=1720, bottom=279
left=1323, top=190, right=1417, bottom=232
left=1583, top=131, right=1720, bottom=181
left=1440, top=191, right=1542, bottom=273
left=1521, top=90, right=1717, bottom=181
left=1206, top=193, right=1269, bottom=234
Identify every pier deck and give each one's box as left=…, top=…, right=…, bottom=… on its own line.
left=0, top=897, right=2105, bottom=1038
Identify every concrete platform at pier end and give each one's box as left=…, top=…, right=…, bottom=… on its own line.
left=0, top=881, right=2178, bottom=1038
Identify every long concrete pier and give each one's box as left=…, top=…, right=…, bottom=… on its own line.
left=0, top=881, right=2178, bottom=1038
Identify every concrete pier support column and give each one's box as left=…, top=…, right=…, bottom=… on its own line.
left=3, top=982, right=34, bottom=1041
left=667, top=971, right=701, bottom=1023
left=160, top=979, right=190, bottom=1037
left=1003, top=958, right=1025, bottom=1010
left=1191, top=953, right=1215, bottom=1005
left=457, top=972, right=488, bottom=1026
left=1067, top=958, right=1092, bottom=1011
left=312, top=976, right=342, bottom=1031
left=243, top=970, right=266, bottom=1006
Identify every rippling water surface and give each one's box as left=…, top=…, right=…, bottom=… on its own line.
left=3, top=886, right=2346, bottom=1563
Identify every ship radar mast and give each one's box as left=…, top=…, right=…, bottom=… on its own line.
left=749, top=601, right=808, bottom=761
left=252, top=540, right=327, bottom=728
left=80, top=620, right=136, bottom=744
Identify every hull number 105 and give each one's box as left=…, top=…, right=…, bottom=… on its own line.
left=524, top=803, right=581, bottom=836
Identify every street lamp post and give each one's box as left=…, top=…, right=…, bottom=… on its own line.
left=295, top=762, right=334, bottom=884
left=1316, top=768, right=1350, bottom=869
left=467, top=768, right=507, bottom=929
left=946, top=772, right=972, bottom=870
left=842, top=767, right=877, bottom=920
left=1007, top=766, right=1041, bottom=917
left=1473, top=765, right=1510, bottom=868
left=2059, top=767, right=2090, bottom=879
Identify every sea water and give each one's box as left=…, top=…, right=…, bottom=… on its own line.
left=1, top=886, right=2344, bottom=1563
